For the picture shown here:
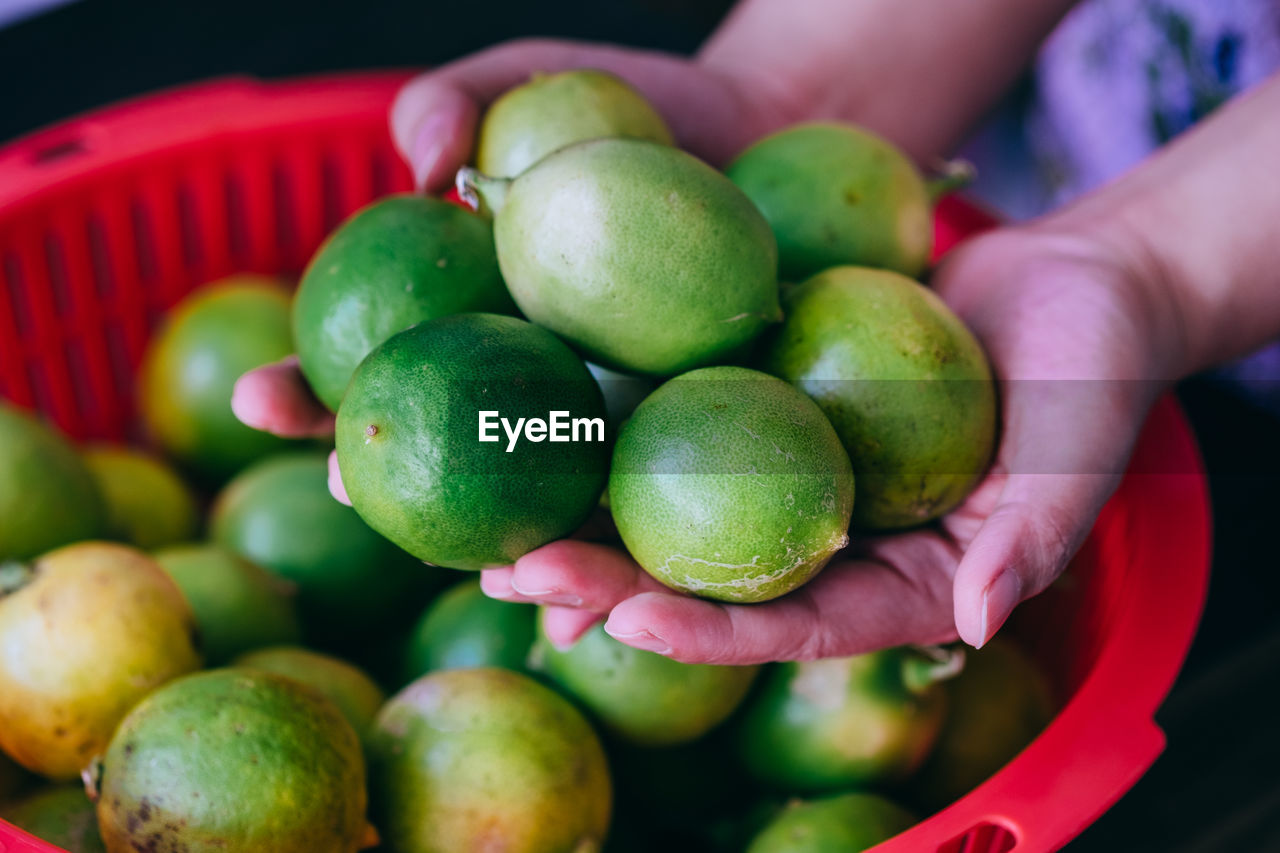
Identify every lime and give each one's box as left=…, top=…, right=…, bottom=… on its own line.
left=94, top=669, right=373, bottom=853
left=464, top=138, right=780, bottom=376
left=477, top=69, right=673, bottom=178
left=610, top=366, right=854, bottom=603
left=293, top=194, right=514, bottom=411
left=153, top=544, right=301, bottom=665
left=909, top=639, right=1055, bottom=809
left=760, top=266, right=996, bottom=529
left=746, top=792, right=917, bottom=853
left=531, top=617, right=759, bottom=745
left=210, top=452, right=441, bottom=644
left=736, top=647, right=960, bottom=792
left=233, top=646, right=385, bottom=746
left=82, top=445, right=199, bottom=549
left=0, top=542, right=201, bottom=780
left=336, top=313, right=609, bottom=570
left=402, top=579, right=536, bottom=680
left=0, top=786, right=106, bottom=853
left=0, top=403, right=106, bottom=560
left=368, top=667, right=611, bottom=853
left=726, top=122, right=933, bottom=279
left=139, top=275, right=301, bottom=482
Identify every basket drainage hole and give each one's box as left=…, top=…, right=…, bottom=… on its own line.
left=31, top=138, right=87, bottom=165
left=940, top=821, right=1017, bottom=853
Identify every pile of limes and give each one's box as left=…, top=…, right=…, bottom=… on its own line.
left=0, top=69, right=1048, bottom=853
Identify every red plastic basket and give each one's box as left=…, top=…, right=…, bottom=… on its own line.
left=0, top=74, right=1210, bottom=853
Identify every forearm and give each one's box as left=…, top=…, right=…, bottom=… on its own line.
left=699, top=0, right=1079, bottom=162
left=1049, top=71, right=1280, bottom=378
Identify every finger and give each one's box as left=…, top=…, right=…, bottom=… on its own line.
left=541, top=606, right=604, bottom=650
left=327, top=450, right=351, bottom=506
left=478, top=567, right=538, bottom=603
left=604, top=537, right=959, bottom=665
left=231, top=356, right=335, bottom=438
left=389, top=77, right=478, bottom=192
left=508, top=540, right=668, bottom=612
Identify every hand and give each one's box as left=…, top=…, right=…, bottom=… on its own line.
left=481, top=220, right=1182, bottom=664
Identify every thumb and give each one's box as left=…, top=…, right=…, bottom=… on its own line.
left=389, top=77, right=478, bottom=192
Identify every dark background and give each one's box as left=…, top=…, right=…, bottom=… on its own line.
left=3, top=1, right=1279, bottom=850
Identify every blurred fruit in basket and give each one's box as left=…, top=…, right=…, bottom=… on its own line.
left=82, top=445, right=199, bottom=550
left=909, top=639, right=1055, bottom=810
left=745, top=791, right=917, bottom=853
left=726, top=123, right=936, bottom=280
left=210, top=452, right=440, bottom=645
left=0, top=403, right=106, bottom=561
left=336, top=314, right=609, bottom=570
left=531, top=617, right=759, bottom=745
left=139, top=275, right=301, bottom=482
left=476, top=69, right=674, bottom=178
left=461, top=138, right=780, bottom=376
left=153, top=544, right=301, bottom=665
left=233, top=646, right=385, bottom=747
left=293, top=195, right=514, bottom=411
left=402, top=579, right=536, bottom=680
left=610, top=366, right=854, bottom=603
left=737, top=647, right=961, bottom=792
left=0, top=786, right=105, bottom=853
left=760, top=266, right=996, bottom=529
left=0, top=751, right=29, bottom=802
left=368, top=667, right=611, bottom=853
left=0, top=542, right=200, bottom=781
left=93, top=668, right=374, bottom=853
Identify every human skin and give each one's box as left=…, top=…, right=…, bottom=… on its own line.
left=234, top=1, right=1280, bottom=662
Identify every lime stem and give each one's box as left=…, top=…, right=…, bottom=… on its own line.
left=456, top=167, right=512, bottom=217
left=81, top=756, right=104, bottom=802
left=901, top=644, right=966, bottom=694
left=926, top=159, right=977, bottom=204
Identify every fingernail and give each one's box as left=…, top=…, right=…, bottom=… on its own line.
left=509, top=582, right=582, bottom=608
left=327, top=452, right=351, bottom=506
left=410, top=112, right=450, bottom=190
left=479, top=573, right=518, bottom=600
left=976, top=570, right=1022, bottom=649
left=604, top=626, right=671, bottom=655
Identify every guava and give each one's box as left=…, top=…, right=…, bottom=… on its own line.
left=759, top=266, right=996, bottom=529
left=460, top=138, right=780, bottom=376
left=368, top=667, right=611, bottom=853
left=0, top=542, right=201, bottom=780
left=609, top=366, right=853, bottom=602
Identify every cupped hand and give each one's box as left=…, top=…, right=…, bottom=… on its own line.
left=231, top=37, right=801, bottom=499
left=483, top=220, right=1183, bottom=664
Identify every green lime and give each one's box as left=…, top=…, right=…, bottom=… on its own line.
left=464, top=138, right=780, bottom=376
left=0, top=542, right=201, bottom=780
left=402, top=579, right=536, bottom=680
left=153, top=544, right=301, bottom=665
left=531, top=617, right=759, bottom=745
left=746, top=792, right=917, bottom=853
left=233, top=646, right=385, bottom=746
left=335, top=313, right=609, bottom=570
left=139, top=275, right=302, bottom=481
left=82, top=445, right=199, bottom=549
left=95, top=669, right=374, bottom=853
left=477, top=69, right=673, bottom=178
left=368, top=668, right=611, bottom=853
left=0, top=786, right=106, bottom=853
left=210, top=452, right=441, bottom=644
left=909, top=639, right=1055, bottom=809
left=293, top=194, right=514, bottom=411
left=609, top=366, right=854, bottom=603
left=760, top=266, right=996, bottom=529
left=737, top=647, right=960, bottom=792
left=726, top=122, right=933, bottom=279
left=0, top=403, right=106, bottom=560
